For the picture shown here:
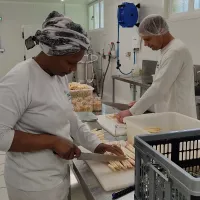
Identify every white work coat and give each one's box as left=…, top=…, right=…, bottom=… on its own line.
left=0, top=59, right=101, bottom=197
left=130, top=39, right=197, bottom=118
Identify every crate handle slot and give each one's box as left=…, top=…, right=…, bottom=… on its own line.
left=136, top=144, right=171, bottom=176
left=147, top=162, right=169, bottom=182
left=146, top=152, right=171, bottom=175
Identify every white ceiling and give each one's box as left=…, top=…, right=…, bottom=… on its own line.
left=0, top=0, right=94, bottom=4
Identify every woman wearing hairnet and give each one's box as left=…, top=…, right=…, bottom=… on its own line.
left=117, top=14, right=197, bottom=122
left=0, top=11, right=123, bottom=200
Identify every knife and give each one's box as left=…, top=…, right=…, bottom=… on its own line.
left=77, top=152, right=127, bottom=162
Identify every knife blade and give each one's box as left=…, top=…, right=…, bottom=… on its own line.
left=77, top=152, right=127, bottom=162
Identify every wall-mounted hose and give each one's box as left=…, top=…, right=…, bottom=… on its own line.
left=116, top=23, right=132, bottom=76
left=116, top=2, right=140, bottom=76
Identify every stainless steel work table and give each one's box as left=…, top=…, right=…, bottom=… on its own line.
left=72, top=104, right=135, bottom=200
left=112, top=75, right=152, bottom=103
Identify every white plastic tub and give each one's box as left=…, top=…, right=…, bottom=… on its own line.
left=70, top=85, right=94, bottom=112
left=124, top=112, right=200, bottom=144
left=70, top=86, right=94, bottom=98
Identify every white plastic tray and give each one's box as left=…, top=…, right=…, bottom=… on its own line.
left=97, top=115, right=126, bottom=136
left=124, top=112, right=200, bottom=144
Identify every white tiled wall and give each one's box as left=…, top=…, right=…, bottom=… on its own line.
left=89, top=0, right=200, bottom=104
left=0, top=2, right=88, bottom=77
left=89, top=0, right=162, bottom=104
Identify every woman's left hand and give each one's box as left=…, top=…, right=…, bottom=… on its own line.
left=94, top=143, right=124, bottom=156
left=116, top=110, right=132, bottom=123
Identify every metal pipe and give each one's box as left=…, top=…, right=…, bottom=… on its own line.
left=63, top=2, right=66, bottom=15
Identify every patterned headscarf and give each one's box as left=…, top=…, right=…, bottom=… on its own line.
left=25, top=11, right=90, bottom=56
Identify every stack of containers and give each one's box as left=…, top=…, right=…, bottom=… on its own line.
left=93, top=97, right=102, bottom=112
left=69, top=82, right=94, bottom=112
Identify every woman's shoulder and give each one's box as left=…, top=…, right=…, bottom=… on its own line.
left=0, top=59, right=34, bottom=87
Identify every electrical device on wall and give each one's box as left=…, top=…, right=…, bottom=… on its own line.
left=117, top=2, right=140, bottom=75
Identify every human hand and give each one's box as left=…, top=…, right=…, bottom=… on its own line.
left=116, top=110, right=132, bottom=123
left=53, top=137, right=81, bottom=160
left=94, top=143, right=124, bottom=156
left=128, top=101, right=136, bottom=108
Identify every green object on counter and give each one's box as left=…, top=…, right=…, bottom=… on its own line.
left=76, top=112, right=98, bottom=122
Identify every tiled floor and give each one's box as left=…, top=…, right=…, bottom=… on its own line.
left=70, top=170, right=87, bottom=200
left=0, top=152, right=86, bottom=200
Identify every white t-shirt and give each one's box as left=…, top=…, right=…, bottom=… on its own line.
left=130, top=39, right=197, bottom=118
left=0, top=59, right=101, bottom=191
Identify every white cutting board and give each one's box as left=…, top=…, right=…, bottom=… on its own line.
left=97, top=115, right=127, bottom=136
left=86, top=160, right=135, bottom=191
left=79, top=146, right=134, bottom=191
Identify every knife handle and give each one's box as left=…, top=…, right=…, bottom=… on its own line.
left=112, top=185, right=135, bottom=200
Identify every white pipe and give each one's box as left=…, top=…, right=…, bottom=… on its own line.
left=86, top=54, right=95, bottom=84
left=86, top=63, right=95, bottom=84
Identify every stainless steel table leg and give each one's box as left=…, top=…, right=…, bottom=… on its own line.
left=140, top=87, right=143, bottom=97
left=112, top=78, right=115, bottom=103
left=133, top=85, right=136, bottom=101
left=68, top=166, right=71, bottom=200
left=68, top=188, right=71, bottom=200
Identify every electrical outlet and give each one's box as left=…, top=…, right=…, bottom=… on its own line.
left=133, top=35, right=141, bottom=49
left=126, top=52, right=131, bottom=57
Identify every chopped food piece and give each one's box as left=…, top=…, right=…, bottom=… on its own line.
left=106, top=114, right=118, bottom=120
left=105, top=140, right=135, bottom=172
left=108, top=164, right=116, bottom=172
left=126, top=143, right=135, bottom=154
left=119, top=140, right=127, bottom=147
left=69, top=82, right=90, bottom=90
left=91, top=129, right=105, bottom=141
left=128, top=158, right=135, bottom=165
left=121, top=147, right=135, bottom=159
left=105, top=114, right=119, bottom=123
left=121, top=160, right=128, bottom=169
left=109, top=161, right=120, bottom=170
left=144, top=127, right=161, bottom=133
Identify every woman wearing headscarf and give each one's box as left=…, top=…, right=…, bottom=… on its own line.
left=0, top=11, right=123, bottom=200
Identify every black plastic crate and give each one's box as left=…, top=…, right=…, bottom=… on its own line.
left=134, top=129, right=200, bottom=200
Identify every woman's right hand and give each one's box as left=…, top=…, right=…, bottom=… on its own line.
left=52, top=137, right=81, bottom=160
